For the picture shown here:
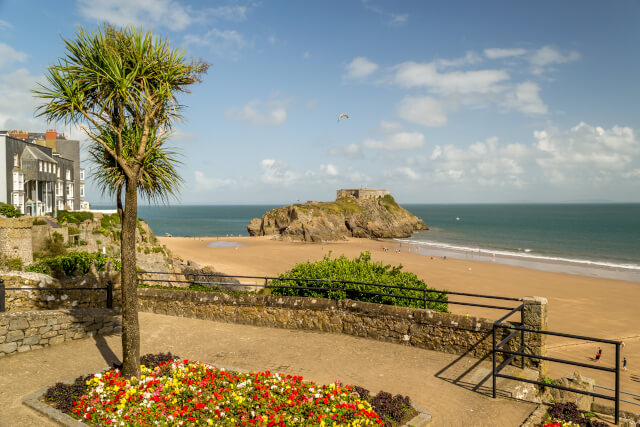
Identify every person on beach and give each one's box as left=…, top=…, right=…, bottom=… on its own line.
left=595, top=348, right=602, bottom=361
left=623, top=357, right=627, bottom=371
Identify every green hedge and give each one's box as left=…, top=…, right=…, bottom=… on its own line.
left=0, top=203, right=21, bottom=218
left=26, top=251, right=121, bottom=276
left=269, top=251, right=448, bottom=312
left=57, top=210, right=93, bottom=224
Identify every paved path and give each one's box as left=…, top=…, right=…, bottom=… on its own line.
left=0, top=312, right=536, bottom=427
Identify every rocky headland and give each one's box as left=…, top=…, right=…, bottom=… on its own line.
left=247, top=193, right=428, bottom=242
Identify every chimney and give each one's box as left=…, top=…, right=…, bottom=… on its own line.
left=46, top=129, right=57, bottom=140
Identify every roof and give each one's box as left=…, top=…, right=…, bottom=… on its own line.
left=21, top=146, right=57, bottom=163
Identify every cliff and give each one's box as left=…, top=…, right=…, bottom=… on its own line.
left=247, top=195, right=428, bottom=242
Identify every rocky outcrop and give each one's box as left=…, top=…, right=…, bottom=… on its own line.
left=247, top=195, right=428, bottom=242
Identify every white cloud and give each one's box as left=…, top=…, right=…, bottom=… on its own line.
left=384, top=167, right=420, bottom=181
left=260, top=159, right=298, bottom=185
left=344, top=57, right=379, bottom=80
left=194, top=171, right=237, bottom=191
left=77, top=0, right=193, bottom=31
left=392, top=61, right=509, bottom=95
left=534, top=123, right=640, bottom=179
left=184, top=29, right=251, bottom=59
left=484, top=48, right=527, bottom=59
left=363, top=131, right=425, bottom=151
left=76, top=0, right=252, bottom=31
left=503, top=81, right=548, bottom=115
left=224, top=99, right=288, bottom=126
left=0, top=19, right=11, bottom=30
left=395, top=96, right=447, bottom=127
left=0, top=68, right=44, bottom=129
left=435, top=51, right=482, bottom=68
left=329, top=143, right=362, bottom=159
left=530, top=46, right=580, bottom=75
left=361, top=0, right=408, bottom=27
left=320, top=164, right=339, bottom=176
left=0, top=43, right=28, bottom=69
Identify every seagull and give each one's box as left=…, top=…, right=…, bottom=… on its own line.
left=337, top=113, right=350, bottom=122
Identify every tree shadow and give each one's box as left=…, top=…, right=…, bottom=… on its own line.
left=93, top=333, right=121, bottom=368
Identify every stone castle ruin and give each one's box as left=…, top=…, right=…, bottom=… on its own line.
left=336, top=188, right=390, bottom=200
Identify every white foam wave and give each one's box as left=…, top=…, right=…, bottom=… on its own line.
left=394, top=238, right=640, bottom=271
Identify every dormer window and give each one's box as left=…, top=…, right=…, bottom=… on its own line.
left=13, top=153, right=18, bottom=167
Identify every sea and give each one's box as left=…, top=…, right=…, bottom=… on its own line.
left=95, top=204, right=640, bottom=282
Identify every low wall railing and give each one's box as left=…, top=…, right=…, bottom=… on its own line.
left=492, top=321, right=623, bottom=424
left=0, top=278, right=113, bottom=312
left=137, top=270, right=524, bottom=315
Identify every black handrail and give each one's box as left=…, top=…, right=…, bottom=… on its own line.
left=138, top=271, right=522, bottom=301
left=137, top=274, right=522, bottom=311
left=492, top=320, right=622, bottom=424
left=0, top=280, right=113, bottom=312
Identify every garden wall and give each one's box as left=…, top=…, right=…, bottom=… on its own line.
left=0, top=308, right=121, bottom=357
left=137, top=288, right=548, bottom=372
left=0, top=271, right=121, bottom=312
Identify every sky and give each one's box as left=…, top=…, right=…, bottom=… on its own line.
left=1, top=0, right=639, bottom=205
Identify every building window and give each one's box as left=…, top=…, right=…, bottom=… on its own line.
left=67, top=183, right=74, bottom=198
left=80, top=169, right=85, bottom=181
left=39, top=161, right=43, bottom=172
left=13, top=153, right=18, bottom=167
left=66, top=169, right=71, bottom=180
left=80, top=184, right=85, bottom=198
left=57, top=166, right=60, bottom=178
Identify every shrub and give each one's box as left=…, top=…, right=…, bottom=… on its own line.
left=349, top=386, right=416, bottom=427
left=56, top=210, right=93, bottom=224
left=100, top=213, right=120, bottom=229
left=32, top=218, right=47, bottom=225
left=26, top=251, right=121, bottom=276
left=546, top=402, right=609, bottom=427
left=270, top=251, right=448, bottom=312
left=36, top=232, right=67, bottom=259
left=0, top=203, right=21, bottom=218
left=0, top=256, right=23, bottom=271
left=67, top=226, right=80, bottom=235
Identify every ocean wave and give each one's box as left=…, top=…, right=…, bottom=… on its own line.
left=394, top=238, right=640, bottom=271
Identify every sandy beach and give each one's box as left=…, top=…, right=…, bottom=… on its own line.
left=159, top=236, right=640, bottom=410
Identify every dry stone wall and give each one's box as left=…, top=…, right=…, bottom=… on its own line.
left=137, top=288, right=548, bottom=372
left=0, top=271, right=121, bottom=312
left=0, top=308, right=121, bottom=357
left=0, top=217, right=33, bottom=264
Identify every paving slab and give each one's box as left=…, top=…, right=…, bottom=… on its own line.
left=0, top=312, right=535, bottom=426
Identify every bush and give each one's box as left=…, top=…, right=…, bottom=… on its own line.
left=270, top=251, right=448, bottom=312
left=350, top=386, right=416, bottom=427
left=35, top=232, right=67, bottom=259
left=26, top=251, right=121, bottom=276
left=0, top=203, right=21, bottom=218
left=546, top=402, right=609, bottom=427
left=67, top=226, right=80, bottom=235
left=44, top=375, right=92, bottom=414
left=32, top=218, right=47, bottom=225
left=100, top=213, right=120, bottom=229
left=0, top=256, right=23, bottom=271
left=56, top=210, right=93, bottom=224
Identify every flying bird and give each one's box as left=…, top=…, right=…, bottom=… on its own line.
left=337, top=113, right=350, bottom=122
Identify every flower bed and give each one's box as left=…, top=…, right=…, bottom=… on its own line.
left=44, top=354, right=418, bottom=426
left=540, top=402, right=609, bottom=427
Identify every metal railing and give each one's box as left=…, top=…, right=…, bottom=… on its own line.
left=137, top=271, right=524, bottom=313
left=492, top=320, right=622, bottom=424
left=594, top=385, right=640, bottom=407
left=0, top=278, right=113, bottom=312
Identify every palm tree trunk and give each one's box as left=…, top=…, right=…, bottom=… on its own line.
left=120, top=177, right=140, bottom=378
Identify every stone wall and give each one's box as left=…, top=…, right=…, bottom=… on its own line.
left=0, top=271, right=121, bottom=312
left=0, top=217, right=33, bottom=264
left=0, top=308, right=121, bottom=357
left=31, top=223, right=69, bottom=249
left=137, top=288, right=548, bottom=372
left=336, top=189, right=390, bottom=200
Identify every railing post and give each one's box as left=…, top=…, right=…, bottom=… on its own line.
left=520, top=305, right=525, bottom=368
left=106, top=280, right=113, bottom=309
left=615, top=342, right=620, bottom=425
left=264, top=277, right=268, bottom=289
left=423, top=288, right=427, bottom=309
left=492, top=324, right=497, bottom=398
left=0, top=278, right=5, bottom=313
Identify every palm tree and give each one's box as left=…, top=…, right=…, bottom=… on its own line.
left=34, top=25, right=207, bottom=377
